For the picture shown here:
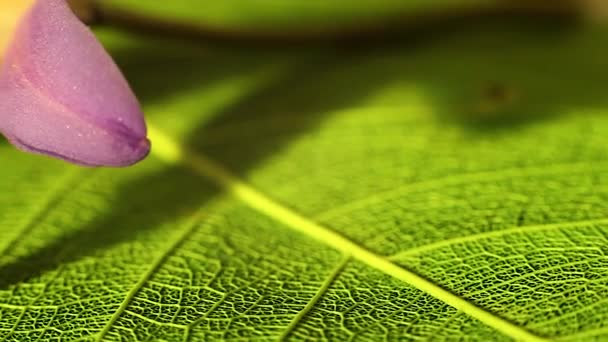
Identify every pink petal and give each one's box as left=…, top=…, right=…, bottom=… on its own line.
left=0, top=0, right=150, bottom=167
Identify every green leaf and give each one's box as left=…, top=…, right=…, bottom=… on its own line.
left=2, top=18, right=608, bottom=342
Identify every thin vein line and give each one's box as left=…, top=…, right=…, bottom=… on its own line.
left=557, top=326, right=608, bottom=341
left=94, top=212, right=203, bottom=342
left=467, top=256, right=607, bottom=297
left=183, top=271, right=273, bottom=342
left=352, top=291, right=426, bottom=341
left=0, top=168, right=85, bottom=261
left=123, top=309, right=186, bottom=329
left=315, top=162, right=605, bottom=221
left=280, top=255, right=350, bottom=341
left=388, top=218, right=608, bottom=260
left=0, top=294, right=121, bottom=310
left=1, top=265, right=64, bottom=342
left=147, top=126, right=547, bottom=342
left=220, top=296, right=266, bottom=340
left=429, top=311, right=462, bottom=340
left=2, top=307, right=26, bottom=342
left=530, top=295, right=608, bottom=329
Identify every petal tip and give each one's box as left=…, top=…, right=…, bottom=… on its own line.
left=0, top=0, right=150, bottom=168
left=118, top=136, right=151, bottom=167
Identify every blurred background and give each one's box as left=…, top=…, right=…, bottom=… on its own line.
left=70, top=0, right=608, bottom=131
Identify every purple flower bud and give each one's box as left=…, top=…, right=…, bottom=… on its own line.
left=0, top=0, right=150, bottom=167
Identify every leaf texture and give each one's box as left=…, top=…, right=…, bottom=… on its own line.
left=1, top=16, right=608, bottom=342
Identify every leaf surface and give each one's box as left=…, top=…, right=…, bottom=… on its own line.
left=1, top=15, right=608, bottom=342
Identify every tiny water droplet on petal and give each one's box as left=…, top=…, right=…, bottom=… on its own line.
left=0, top=0, right=150, bottom=167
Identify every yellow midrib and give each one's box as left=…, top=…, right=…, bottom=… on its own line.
left=146, top=124, right=548, bottom=342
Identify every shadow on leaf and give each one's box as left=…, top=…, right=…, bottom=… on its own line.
left=0, top=40, right=389, bottom=288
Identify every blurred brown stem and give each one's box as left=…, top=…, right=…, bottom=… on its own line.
left=69, top=0, right=593, bottom=46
